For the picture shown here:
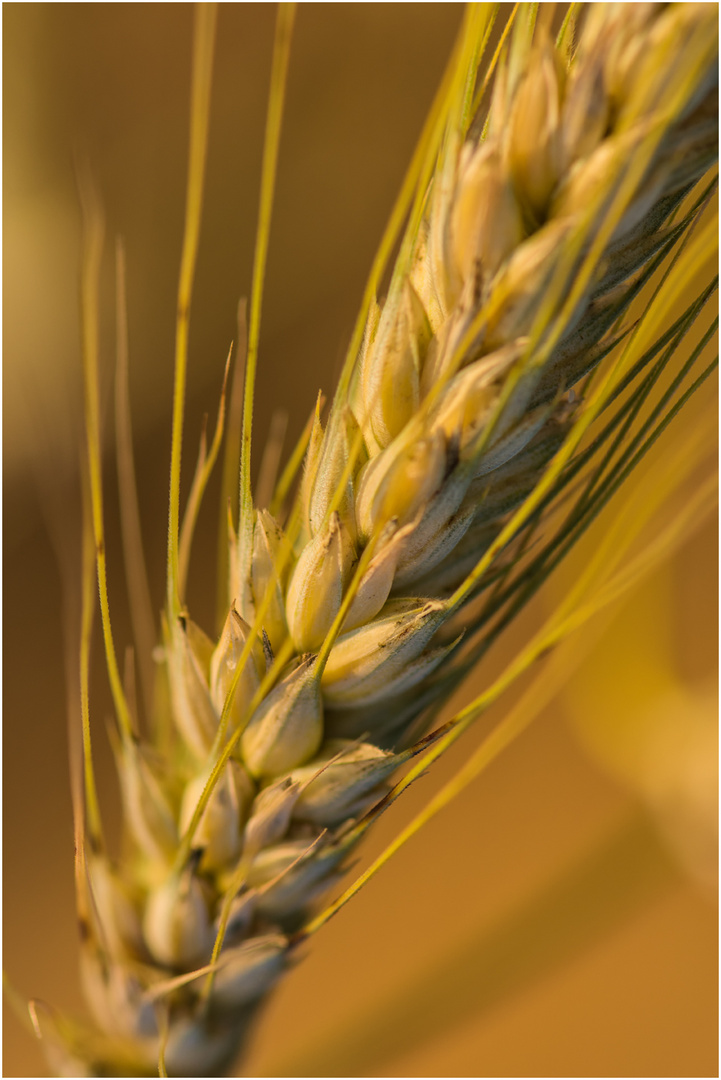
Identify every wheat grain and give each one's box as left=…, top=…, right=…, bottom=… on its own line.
left=17, top=4, right=718, bottom=1077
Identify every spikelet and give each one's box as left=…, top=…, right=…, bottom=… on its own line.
left=31, top=6, right=717, bottom=1078
left=241, top=655, right=323, bottom=777
left=285, top=511, right=356, bottom=651
left=143, top=859, right=214, bottom=970
left=209, top=606, right=264, bottom=735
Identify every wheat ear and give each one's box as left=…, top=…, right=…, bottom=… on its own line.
left=19, top=4, right=718, bottom=1077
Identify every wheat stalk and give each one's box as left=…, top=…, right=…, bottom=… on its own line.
left=8, top=4, right=718, bottom=1077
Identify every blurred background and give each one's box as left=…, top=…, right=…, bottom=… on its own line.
left=4, top=5, right=717, bottom=1077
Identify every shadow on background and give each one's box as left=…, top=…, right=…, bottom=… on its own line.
left=272, top=815, right=675, bottom=1077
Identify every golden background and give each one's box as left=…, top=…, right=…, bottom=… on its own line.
left=4, top=5, right=717, bottom=1077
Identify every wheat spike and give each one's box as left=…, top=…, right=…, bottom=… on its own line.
left=20, top=4, right=718, bottom=1077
